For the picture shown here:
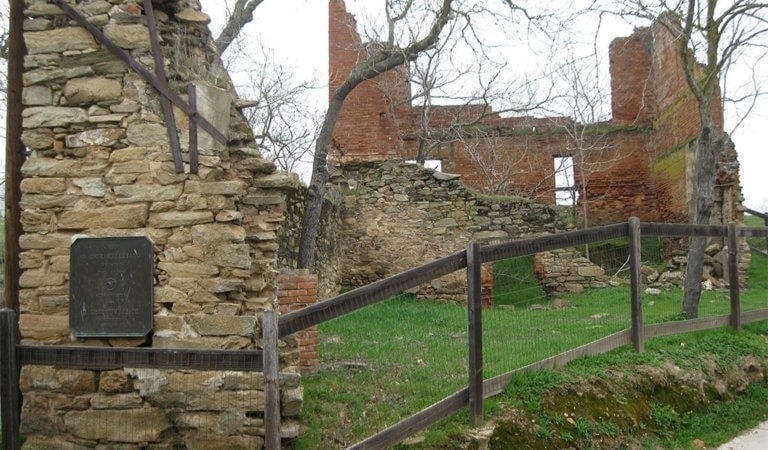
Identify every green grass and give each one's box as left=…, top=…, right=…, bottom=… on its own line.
left=746, top=213, right=768, bottom=252
left=493, top=256, right=545, bottom=307
left=293, top=248, right=768, bottom=448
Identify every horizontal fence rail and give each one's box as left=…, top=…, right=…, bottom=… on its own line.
left=17, top=345, right=264, bottom=371
left=278, top=250, right=467, bottom=338
left=481, top=223, right=628, bottom=262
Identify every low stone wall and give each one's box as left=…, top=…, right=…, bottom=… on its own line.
left=535, top=248, right=610, bottom=296
left=329, top=161, right=569, bottom=302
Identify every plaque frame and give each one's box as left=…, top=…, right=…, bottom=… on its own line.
left=69, top=236, right=154, bottom=338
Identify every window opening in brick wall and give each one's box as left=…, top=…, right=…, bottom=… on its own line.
left=406, top=159, right=442, bottom=172
left=554, top=156, right=577, bottom=206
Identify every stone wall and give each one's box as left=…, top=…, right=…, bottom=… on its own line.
left=330, top=161, right=568, bottom=302
left=18, top=0, right=300, bottom=447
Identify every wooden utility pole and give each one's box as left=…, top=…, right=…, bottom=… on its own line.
left=5, top=0, right=26, bottom=310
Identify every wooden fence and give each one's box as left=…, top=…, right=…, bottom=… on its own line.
left=2, top=217, right=768, bottom=449
left=276, top=217, right=768, bottom=449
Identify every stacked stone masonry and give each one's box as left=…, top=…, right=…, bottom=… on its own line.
left=329, top=161, right=571, bottom=301
left=18, top=0, right=302, bottom=448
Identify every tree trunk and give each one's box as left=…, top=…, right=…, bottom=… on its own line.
left=297, top=93, right=347, bottom=269
left=681, top=109, right=722, bottom=318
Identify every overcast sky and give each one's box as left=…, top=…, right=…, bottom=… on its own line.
left=207, top=1, right=767, bottom=210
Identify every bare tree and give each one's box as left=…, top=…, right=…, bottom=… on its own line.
left=230, top=47, right=321, bottom=175
left=373, top=4, right=557, bottom=194
left=214, top=0, right=266, bottom=55
left=297, top=0, right=456, bottom=269
left=608, top=0, right=768, bottom=317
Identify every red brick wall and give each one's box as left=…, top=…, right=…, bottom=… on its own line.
left=329, top=0, right=406, bottom=162
left=609, top=33, right=655, bottom=127
left=277, top=269, right=318, bottom=371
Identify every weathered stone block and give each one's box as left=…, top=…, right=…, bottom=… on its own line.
left=191, top=223, right=247, bottom=245
left=19, top=233, right=72, bottom=250
left=22, top=85, right=53, bottom=106
left=22, top=157, right=109, bottom=177
left=281, top=385, right=304, bottom=416
left=158, top=262, right=219, bottom=278
left=58, top=204, right=148, bottom=229
left=21, top=128, right=55, bottom=150
left=20, top=366, right=96, bottom=394
left=65, top=127, right=124, bottom=147
left=19, top=270, right=66, bottom=288
left=22, top=106, right=89, bottom=128
left=114, top=183, right=183, bottom=203
left=149, top=211, right=213, bottom=228
left=149, top=388, right=264, bottom=411
left=183, top=432, right=263, bottom=450
left=103, top=23, right=150, bottom=50
left=72, top=178, right=107, bottom=197
left=25, top=28, right=97, bottom=54
left=21, top=177, right=67, bottom=194
left=126, top=122, right=167, bottom=147
left=210, top=244, right=251, bottom=269
left=20, top=209, right=53, bottom=233
left=109, top=146, right=147, bottom=162
left=185, top=315, right=258, bottom=337
left=64, top=408, right=171, bottom=443
left=99, top=370, right=134, bottom=394
left=90, top=392, right=143, bottom=409
left=63, top=77, right=122, bottom=105
left=154, top=285, right=188, bottom=304
left=20, top=193, right=79, bottom=209
left=185, top=180, right=246, bottom=196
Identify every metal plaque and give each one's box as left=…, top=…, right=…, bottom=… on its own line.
left=70, top=236, right=154, bottom=338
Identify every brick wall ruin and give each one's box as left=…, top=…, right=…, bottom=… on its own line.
left=17, top=0, right=301, bottom=447
left=328, top=0, right=742, bottom=228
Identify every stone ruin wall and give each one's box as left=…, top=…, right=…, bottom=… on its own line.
left=324, top=161, right=580, bottom=302
left=17, top=0, right=302, bottom=447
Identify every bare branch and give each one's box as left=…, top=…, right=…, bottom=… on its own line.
left=214, top=0, right=265, bottom=55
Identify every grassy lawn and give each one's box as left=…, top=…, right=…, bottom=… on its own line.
left=293, top=226, right=768, bottom=448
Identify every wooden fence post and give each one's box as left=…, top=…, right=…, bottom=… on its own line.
left=262, top=309, right=281, bottom=450
left=0, top=309, right=21, bottom=450
left=728, top=222, right=741, bottom=331
left=467, top=242, right=483, bottom=427
left=628, top=217, right=644, bottom=353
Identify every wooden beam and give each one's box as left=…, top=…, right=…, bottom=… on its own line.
left=17, top=345, right=263, bottom=371
left=0, top=310, right=21, bottom=450
left=629, top=217, right=644, bottom=352
left=466, top=242, right=483, bottom=427
left=5, top=0, right=25, bottom=311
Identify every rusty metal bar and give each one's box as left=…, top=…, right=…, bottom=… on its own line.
left=188, top=84, right=199, bottom=173
left=143, top=0, right=184, bottom=173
